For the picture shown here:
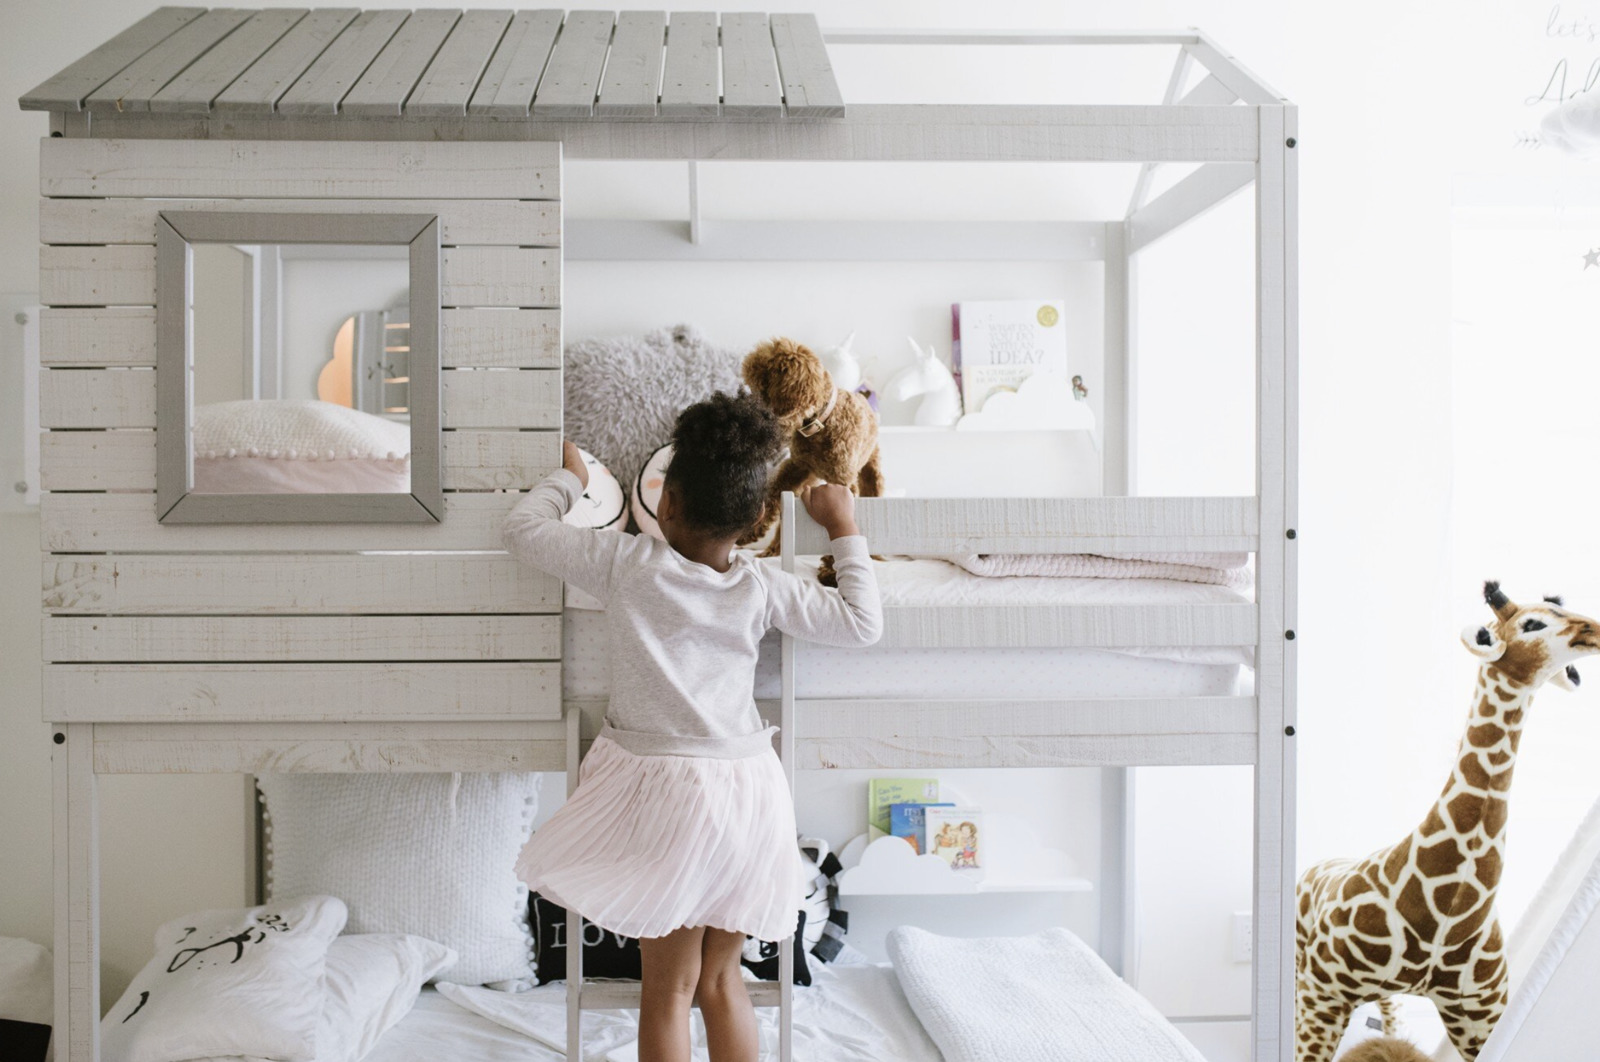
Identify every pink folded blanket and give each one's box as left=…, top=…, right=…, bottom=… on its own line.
left=948, top=551, right=1252, bottom=590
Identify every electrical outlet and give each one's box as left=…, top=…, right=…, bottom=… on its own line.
left=1230, top=911, right=1253, bottom=963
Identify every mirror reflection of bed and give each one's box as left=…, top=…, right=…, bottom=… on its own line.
left=187, top=241, right=413, bottom=495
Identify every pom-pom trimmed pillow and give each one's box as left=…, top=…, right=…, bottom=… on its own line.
left=102, top=895, right=347, bottom=1062
left=256, top=773, right=541, bottom=986
left=191, top=399, right=410, bottom=494
left=562, top=448, right=627, bottom=532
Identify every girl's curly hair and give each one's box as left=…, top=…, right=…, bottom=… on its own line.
left=665, top=391, right=782, bottom=536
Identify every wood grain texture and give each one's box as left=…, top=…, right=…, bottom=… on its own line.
left=47, top=663, right=560, bottom=722
left=85, top=8, right=255, bottom=113
left=213, top=8, right=361, bottom=113
left=467, top=9, right=562, bottom=118
left=40, top=369, right=155, bottom=429
left=275, top=9, right=408, bottom=115
left=42, top=554, right=558, bottom=614
left=531, top=10, right=613, bottom=118
left=658, top=11, right=718, bottom=117
left=39, top=308, right=156, bottom=366
left=769, top=13, right=843, bottom=118
left=41, top=491, right=521, bottom=552
left=52, top=724, right=100, bottom=1062
left=792, top=495, right=1260, bottom=554
left=92, top=720, right=568, bottom=773
left=407, top=9, right=513, bottom=118
left=874, top=603, right=1258, bottom=649
left=441, top=308, right=561, bottom=367
left=22, top=7, right=205, bottom=111
left=442, top=247, right=560, bottom=307
left=440, top=369, right=561, bottom=429
left=441, top=429, right=560, bottom=488
left=720, top=13, right=782, bottom=118
left=40, top=246, right=156, bottom=306
left=41, top=197, right=559, bottom=246
left=341, top=9, right=462, bottom=118
left=42, top=138, right=559, bottom=199
left=796, top=733, right=1256, bottom=770
left=596, top=11, right=665, bottom=118
left=148, top=8, right=309, bottom=114
left=44, top=614, right=560, bottom=662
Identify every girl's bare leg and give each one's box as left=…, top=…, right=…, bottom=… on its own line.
left=639, top=926, right=706, bottom=1062
left=695, top=928, right=758, bottom=1062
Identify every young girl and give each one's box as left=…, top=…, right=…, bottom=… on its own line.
left=503, top=391, right=882, bottom=1062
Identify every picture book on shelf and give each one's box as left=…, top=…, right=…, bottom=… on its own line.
left=924, top=806, right=983, bottom=870
left=889, top=801, right=954, bottom=854
left=950, top=299, right=1068, bottom=414
left=868, top=778, right=940, bottom=837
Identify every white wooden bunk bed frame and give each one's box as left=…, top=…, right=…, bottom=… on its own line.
left=22, top=11, right=1297, bottom=1062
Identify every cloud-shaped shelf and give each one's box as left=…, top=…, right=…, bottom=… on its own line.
left=956, top=373, right=1096, bottom=432
left=837, top=835, right=982, bottom=896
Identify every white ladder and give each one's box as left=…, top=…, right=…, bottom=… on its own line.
left=563, top=491, right=802, bottom=1061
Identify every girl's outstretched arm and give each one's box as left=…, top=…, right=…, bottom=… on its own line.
left=763, top=484, right=883, bottom=647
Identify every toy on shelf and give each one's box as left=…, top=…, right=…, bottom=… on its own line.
left=1294, top=582, right=1600, bottom=1062
left=885, top=338, right=961, bottom=428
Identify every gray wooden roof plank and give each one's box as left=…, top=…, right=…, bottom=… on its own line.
left=658, top=10, right=719, bottom=118
left=276, top=9, right=409, bottom=116
left=467, top=9, right=563, bottom=118
left=21, top=7, right=207, bottom=112
left=85, top=8, right=257, bottom=113
left=595, top=10, right=665, bottom=118
left=214, top=8, right=360, bottom=114
left=531, top=10, right=615, bottom=118
left=149, top=8, right=311, bottom=114
left=343, top=9, right=464, bottom=117
left=770, top=12, right=844, bottom=118
left=407, top=9, right=514, bottom=118
left=720, top=12, right=782, bottom=118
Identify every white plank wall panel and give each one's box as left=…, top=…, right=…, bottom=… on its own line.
left=341, top=9, right=462, bottom=117
left=658, top=11, right=719, bottom=118
left=44, top=615, right=562, bottom=663
left=467, top=9, right=563, bottom=118
left=42, top=139, right=559, bottom=199
left=40, top=427, right=557, bottom=491
left=797, top=733, right=1257, bottom=771
left=147, top=8, right=310, bottom=114
left=442, top=247, right=560, bottom=306
left=275, top=9, right=409, bottom=115
left=40, top=247, right=156, bottom=307
left=47, top=663, right=561, bottom=723
left=41, top=198, right=560, bottom=246
left=41, top=492, right=521, bottom=552
left=721, top=13, right=783, bottom=118
left=407, top=9, right=515, bottom=118
left=875, top=602, right=1258, bottom=649
left=21, top=7, right=206, bottom=111
left=83, top=8, right=256, bottom=113
left=40, top=370, right=155, bottom=429
left=793, top=496, right=1260, bottom=554
left=596, top=11, right=666, bottom=118
left=769, top=13, right=844, bottom=118
left=39, top=309, right=157, bottom=366
left=441, top=370, right=562, bottom=429
left=441, top=308, right=561, bottom=367
left=92, top=721, right=569, bottom=774
left=42, top=555, right=559, bottom=614
left=530, top=10, right=614, bottom=118
left=213, top=8, right=362, bottom=114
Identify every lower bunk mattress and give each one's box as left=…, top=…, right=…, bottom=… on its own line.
left=563, top=559, right=1253, bottom=702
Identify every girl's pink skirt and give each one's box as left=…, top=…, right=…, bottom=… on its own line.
left=515, top=726, right=801, bottom=942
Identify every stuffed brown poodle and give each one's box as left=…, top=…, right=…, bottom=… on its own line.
left=738, top=337, right=883, bottom=583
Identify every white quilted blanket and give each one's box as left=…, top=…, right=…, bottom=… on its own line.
left=949, top=552, right=1252, bottom=590
left=886, top=926, right=1207, bottom=1062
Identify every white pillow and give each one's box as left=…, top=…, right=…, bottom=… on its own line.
left=102, top=895, right=347, bottom=1062
left=561, top=448, right=627, bottom=531
left=0, top=936, right=52, bottom=1026
left=257, top=773, right=541, bottom=987
left=192, top=400, right=411, bottom=495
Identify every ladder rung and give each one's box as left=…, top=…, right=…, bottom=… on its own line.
left=575, top=979, right=784, bottom=1009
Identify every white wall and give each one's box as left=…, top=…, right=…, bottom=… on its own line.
left=6, top=0, right=1598, bottom=1037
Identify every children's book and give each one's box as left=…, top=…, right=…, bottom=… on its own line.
left=924, top=806, right=983, bottom=870
left=889, top=802, right=954, bottom=854
left=950, top=299, right=1068, bottom=414
left=868, top=778, right=940, bottom=838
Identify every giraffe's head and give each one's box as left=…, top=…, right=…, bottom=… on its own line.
left=1460, top=581, right=1600, bottom=690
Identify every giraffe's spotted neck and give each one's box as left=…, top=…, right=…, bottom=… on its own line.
left=1411, top=665, right=1533, bottom=878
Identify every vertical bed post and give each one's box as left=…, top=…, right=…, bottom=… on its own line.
left=1101, top=220, right=1134, bottom=497
left=1252, top=100, right=1297, bottom=1062
left=53, top=723, right=100, bottom=1062
left=565, top=704, right=583, bottom=1060
left=777, top=491, right=797, bottom=1062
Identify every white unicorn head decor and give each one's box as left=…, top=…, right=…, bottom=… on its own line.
left=886, top=338, right=961, bottom=427
left=819, top=332, right=863, bottom=393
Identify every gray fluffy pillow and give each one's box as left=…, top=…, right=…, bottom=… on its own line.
left=563, top=324, right=745, bottom=495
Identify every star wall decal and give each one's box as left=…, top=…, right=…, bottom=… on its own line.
left=1585, top=247, right=1600, bottom=269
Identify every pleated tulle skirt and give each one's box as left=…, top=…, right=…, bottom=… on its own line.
left=514, top=728, right=801, bottom=942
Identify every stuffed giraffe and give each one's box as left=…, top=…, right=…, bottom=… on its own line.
left=1295, top=581, right=1600, bottom=1062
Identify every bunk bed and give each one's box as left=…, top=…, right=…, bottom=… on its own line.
left=20, top=10, right=1297, bottom=1062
